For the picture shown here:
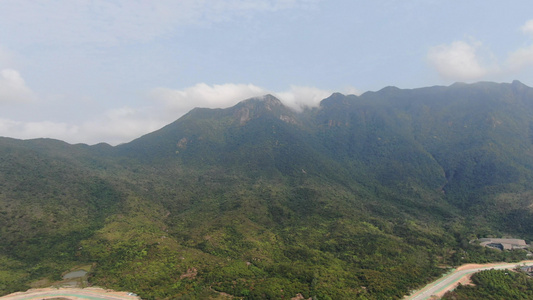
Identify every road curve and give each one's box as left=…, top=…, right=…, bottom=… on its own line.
left=407, top=260, right=533, bottom=300
left=0, top=287, right=140, bottom=300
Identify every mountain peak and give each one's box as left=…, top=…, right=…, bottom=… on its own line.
left=511, top=79, right=531, bottom=91
left=232, top=94, right=297, bottom=126
left=234, top=94, right=284, bottom=114
left=512, top=79, right=525, bottom=86
left=238, top=94, right=283, bottom=108
left=319, top=92, right=354, bottom=108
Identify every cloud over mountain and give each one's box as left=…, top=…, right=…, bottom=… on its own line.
left=427, top=40, right=492, bottom=81
left=150, top=83, right=267, bottom=118
left=427, top=19, right=533, bottom=82
left=274, top=85, right=332, bottom=111
left=0, top=82, right=333, bottom=145
left=507, top=19, right=533, bottom=72
left=150, top=83, right=332, bottom=116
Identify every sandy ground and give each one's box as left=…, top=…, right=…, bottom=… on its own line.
left=0, top=287, right=140, bottom=300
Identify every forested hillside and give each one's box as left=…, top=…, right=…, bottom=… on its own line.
left=2, top=81, right=533, bottom=299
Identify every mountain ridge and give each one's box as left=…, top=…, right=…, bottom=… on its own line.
left=2, top=81, right=533, bottom=299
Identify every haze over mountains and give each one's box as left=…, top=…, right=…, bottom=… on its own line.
left=2, top=81, right=533, bottom=299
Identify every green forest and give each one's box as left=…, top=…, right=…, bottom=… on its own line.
left=2, top=81, right=533, bottom=299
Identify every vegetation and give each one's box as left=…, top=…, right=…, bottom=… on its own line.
left=2, top=82, right=533, bottom=298
left=442, top=269, right=533, bottom=299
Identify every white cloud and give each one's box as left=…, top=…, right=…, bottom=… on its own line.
left=0, top=82, right=334, bottom=145
left=428, top=19, right=533, bottom=82
left=0, top=69, right=36, bottom=102
left=0, top=0, right=319, bottom=46
left=0, top=118, right=78, bottom=141
left=150, top=83, right=268, bottom=117
left=0, top=47, right=16, bottom=68
left=0, top=106, right=164, bottom=145
left=274, top=85, right=331, bottom=111
left=78, top=107, right=166, bottom=145
left=342, top=86, right=362, bottom=96
left=507, top=45, right=533, bottom=71
left=202, top=0, right=319, bottom=18
left=521, top=19, right=533, bottom=37
left=0, top=118, right=19, bottom=133
left=4, top=81, right=271, bottom=145
left=427, top=40, right=491, bottom=81
left=23, top=121, right=79, bottom=138
left=151, top=82, right=333, bottom=114
left=506, top=19, right=533, bottom=71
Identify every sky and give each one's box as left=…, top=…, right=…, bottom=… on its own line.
left=1, top=0, right=533, bottom=145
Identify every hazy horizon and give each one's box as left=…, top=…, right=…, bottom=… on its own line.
left=1, top=1, right=533, bottom=145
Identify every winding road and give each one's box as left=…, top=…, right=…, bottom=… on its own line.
left=407, top=260, right=533, bottom=300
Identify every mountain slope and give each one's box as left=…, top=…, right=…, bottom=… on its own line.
left=2, top=82, right=533, bottom=299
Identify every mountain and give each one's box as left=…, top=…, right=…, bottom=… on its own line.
left=2, top=81, right=533, bottom=299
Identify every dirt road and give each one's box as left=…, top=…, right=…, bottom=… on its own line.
left=407, top=260, right=533, bottom=300
left=0, top=287, right=140, bottom=300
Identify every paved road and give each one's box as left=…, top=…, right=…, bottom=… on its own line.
left=0, top=288, right=140, bottom=300
left=407, top=261, right=533, bottom=300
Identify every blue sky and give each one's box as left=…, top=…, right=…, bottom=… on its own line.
left=1, top=0, right=533, bottom=144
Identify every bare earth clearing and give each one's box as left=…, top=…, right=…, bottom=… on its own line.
left=0, top=287, right=140, bottom=300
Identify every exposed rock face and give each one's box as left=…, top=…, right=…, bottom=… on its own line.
left=177, top=137, right=188, bottom=149
left=280, top=114, right=297, bottom=124
left=180, top=267, right=198, bottom=279
left=235, top=107, right=251, bottom=125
